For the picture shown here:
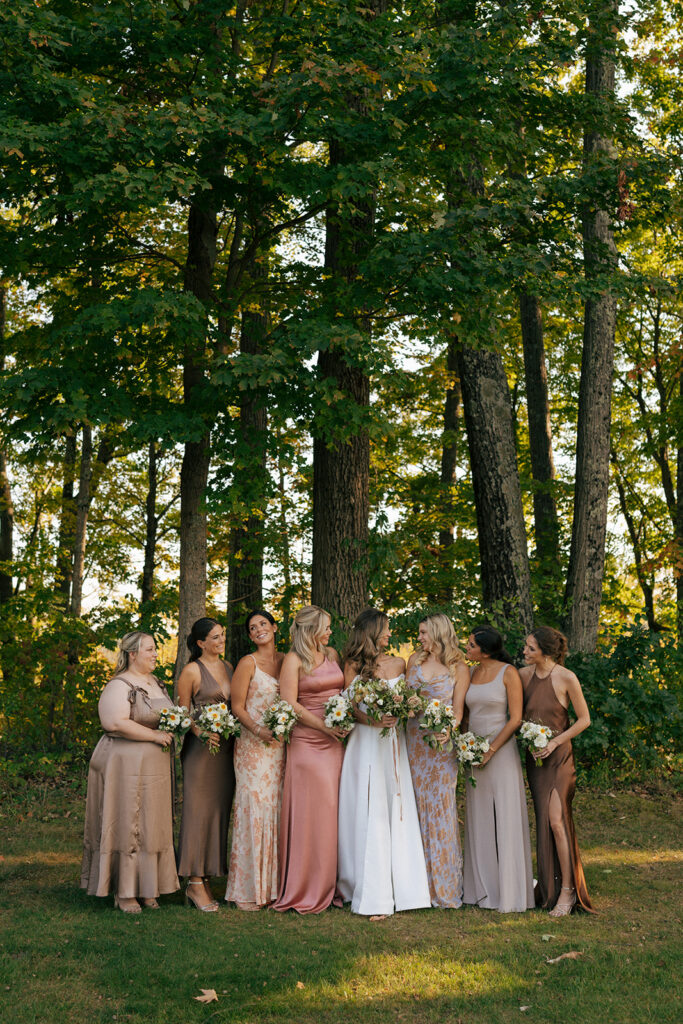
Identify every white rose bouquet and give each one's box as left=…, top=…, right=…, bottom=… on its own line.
left=519, top=720, right=554, bottom=767
left=157, top=705, right=193, bottom=745
left=324, top=693, right=356, bottom=742
left=196, top=702, right=241, bottom=754
left=419, top=699, right=457, bottom=751
left=455, top=730, right=491, bottom=786
left=262, top=699, right=298, bottom=743
left=353, top=675, right=425, bottom=736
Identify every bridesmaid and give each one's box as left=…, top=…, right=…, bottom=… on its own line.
left=457, top=625, right=534, bottom=913
left=176, top=618, right=235, bottom=912
left=405, top=613, right=469, bottom=908
left=225, top=609, right=285, bottom=911
left=337, top=608, right=431, bottom=917
left=81, top=632, right=179, bottom=912
left=521, top=626, right=594, bottom=915
left=273, top=605, right=347, bottom=914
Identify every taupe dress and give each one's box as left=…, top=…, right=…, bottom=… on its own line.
left=523, top=668, right=594, bottom=912
left=462, top=665, right=535, bottom=913
left=81, top=677, right=179, bottom=899
left=176, top=660, right=235, bottom=877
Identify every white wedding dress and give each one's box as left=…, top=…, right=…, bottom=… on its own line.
left=337, top=676, right=431, bottom=916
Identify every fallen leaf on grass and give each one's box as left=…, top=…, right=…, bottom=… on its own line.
left=296, top=981, right=305, bottom=990
left=194, top=989, right=218, bottom=1003
left=541, top=934, right=554, bottom=942
left=546, top=951, right=583, bottom=964
left=519, top=1006, right=531, bottom=1012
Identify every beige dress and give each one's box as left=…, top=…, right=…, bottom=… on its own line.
left=81, top=677, right=179, bottom=899
left=462, top=665, right=534, bottom=913
left=225, top=658, right=285, bottom=905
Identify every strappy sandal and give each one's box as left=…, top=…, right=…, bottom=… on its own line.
left=186, top=880, right=219, bottom=912
left=549, top=886, right=577, bottom=917
left=114, top=895, right=141, bottom=914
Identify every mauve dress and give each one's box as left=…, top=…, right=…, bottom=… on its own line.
left=462, top=665, right=534, bottom=913
left=523, top=667, right=594, bottom=912
left=225, top=658, right=285, bottom=905
left=176, top=660, right=235, bottom=878
left=81, top=677, right=179, bottom=899
left=273, top=657, right=345, bottom=913
left=405, top=663, right=463, bottom=908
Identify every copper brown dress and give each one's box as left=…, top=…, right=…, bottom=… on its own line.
left=81, top=677, right=179, bottom=899
left=523, top=668, right=594, bottom=912
left=176, top=660, right=235, bottom=878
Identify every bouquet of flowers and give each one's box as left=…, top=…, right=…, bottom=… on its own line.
left=157, top=705, right=193, bottom=745
left=262, top=699, right=298, bottom=743
left=519, top=720, right=554, bottom=767
left=353, top=676, right=425, bottom=736
left=324, top=693, right=356, bottom=741
left=455, top=731, right=491, bottom=786
left=419, top=699, right=457, bottom=751
left=195, top=702, right=241, bottom=754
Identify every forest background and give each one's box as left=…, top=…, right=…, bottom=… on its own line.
left=0, top=0, right=681, bottom=787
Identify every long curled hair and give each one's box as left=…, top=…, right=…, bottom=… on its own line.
left=415, top=613, right=464, bottom=677
left=187, top=618, right=221, bottom=662
left=343, top=608, right=388, bottom=682
left=114, top=631, right=152, bottom=675
left=530, top=625, right=568, bottom=666
left=289, top=606, right=332, bottom=675
left=471, top=624, right=514, bottom=665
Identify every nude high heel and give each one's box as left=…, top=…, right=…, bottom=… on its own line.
left=549, top=886, right=577, bottom=917
left=114, top=895, right=142, bottom=914
left=186, top=880, right=219, bottom=912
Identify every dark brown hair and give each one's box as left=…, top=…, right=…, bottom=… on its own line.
left=471, top=625, right=514, bottom=665
left=530, top=626, right=568, bottom=665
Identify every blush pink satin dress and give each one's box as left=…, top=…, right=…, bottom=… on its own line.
left=273, top=656, right=345, bottom=913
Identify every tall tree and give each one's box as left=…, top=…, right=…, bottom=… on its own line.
left=563, top=0, right=619, bottom=651
left=0, top=284, right=13, bottom=606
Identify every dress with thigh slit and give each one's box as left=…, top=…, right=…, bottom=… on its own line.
left=523, top=668, right=594, bottom=912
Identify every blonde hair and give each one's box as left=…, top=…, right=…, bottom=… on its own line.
left=343, top=608, right=388, bottom=682
left=114, top=631, right=152, bottom=675
left=416, top=614, right=464, bottom=677
left=290, top=606, right=332, bottom=675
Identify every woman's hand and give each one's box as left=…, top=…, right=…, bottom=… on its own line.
left=432, top=729, right=450, bottom=747
left=155, top=730, right=173, bottom=749
left=376, top=714, right=398, bottom=730
left=256, top=725, right=282, bottom=746
left=537, top=737, right=560, bottom=759
left=480, top=746, right=495, bottom=765
left=323, top=724, right=349, bottom=741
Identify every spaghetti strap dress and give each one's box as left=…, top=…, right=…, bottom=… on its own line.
left=176, top=660, right=235, bottom=878
left=81, top=677, right=179, bottom=900
left=274, top=657, right=345, bottom=913
left=523, top=668, right=594, bottom=912
left=225, top=657, right=285, bottom=905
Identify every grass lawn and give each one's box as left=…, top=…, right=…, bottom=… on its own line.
left=0, top=778, right=680, bottom=1024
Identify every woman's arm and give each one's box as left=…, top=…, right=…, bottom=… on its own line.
left=451, top=662, right=470, bottom=729
left=177, top=662, right=211, bottom=743
left=537, top=669, right=591, bottom=759
left=98, top=680, right=172, bottom=747
left=230, top=656, right=278, bottom=745
left=480, top=664, right=523, bottom=765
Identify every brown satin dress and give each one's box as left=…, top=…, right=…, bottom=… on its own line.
left=81, top=677, right=179, bottom=899
left=176, top=660, right=235, bottom=877
left=523, top=668, right=594, bottom=912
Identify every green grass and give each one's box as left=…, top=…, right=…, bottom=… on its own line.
left=0, top=781, right=680, bottom=1024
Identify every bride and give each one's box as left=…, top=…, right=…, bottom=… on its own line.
left=337, top=608, right=431, bottom=917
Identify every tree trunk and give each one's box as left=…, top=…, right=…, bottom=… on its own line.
left=563, top=3, right=618, bottom=652
left=54, top=432, right=77, bottom=608
left=610, top=448, right=660, bottom=631
left=457, top=344, right=534, bottom=630
left=311, top=135, right=372, bottom=623
left=677, top=373, right=683, bottom=644
left=69, top=425, right=93, bottom=618
left=140, top=440, right=158, bottom=610
left=519, top=291, right=562, bottom=622
left=226, top=259, right=268, bottom=665
left=175, top=202, right=217, bottom=684
left=429, top=334, right=461, bottom=605
left=0, top=285, right=13, bottom=606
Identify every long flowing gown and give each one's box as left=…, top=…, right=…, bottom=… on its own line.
left=405, top=664, right=463, bottom=908
left=337, top=676, right=431, bottom=916
left=462, top=665, right=534, bottom=913
left=225, top=658, right=285, bottom=905
left=273, top=657, right=345, bottom=913
left=81, top=677, right=179, bottom=899
left=176, top=660, right=235, bottom=878
left=523, top=667, right=594, bottom=912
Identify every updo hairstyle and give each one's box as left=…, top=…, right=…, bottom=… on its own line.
left=530, top=625, right=568, bottom=666
left=114, top=631, right=152, bottom=675
left=471, top=624, right=514, bottom=665
left=187, top=617, right=222, bottom=662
